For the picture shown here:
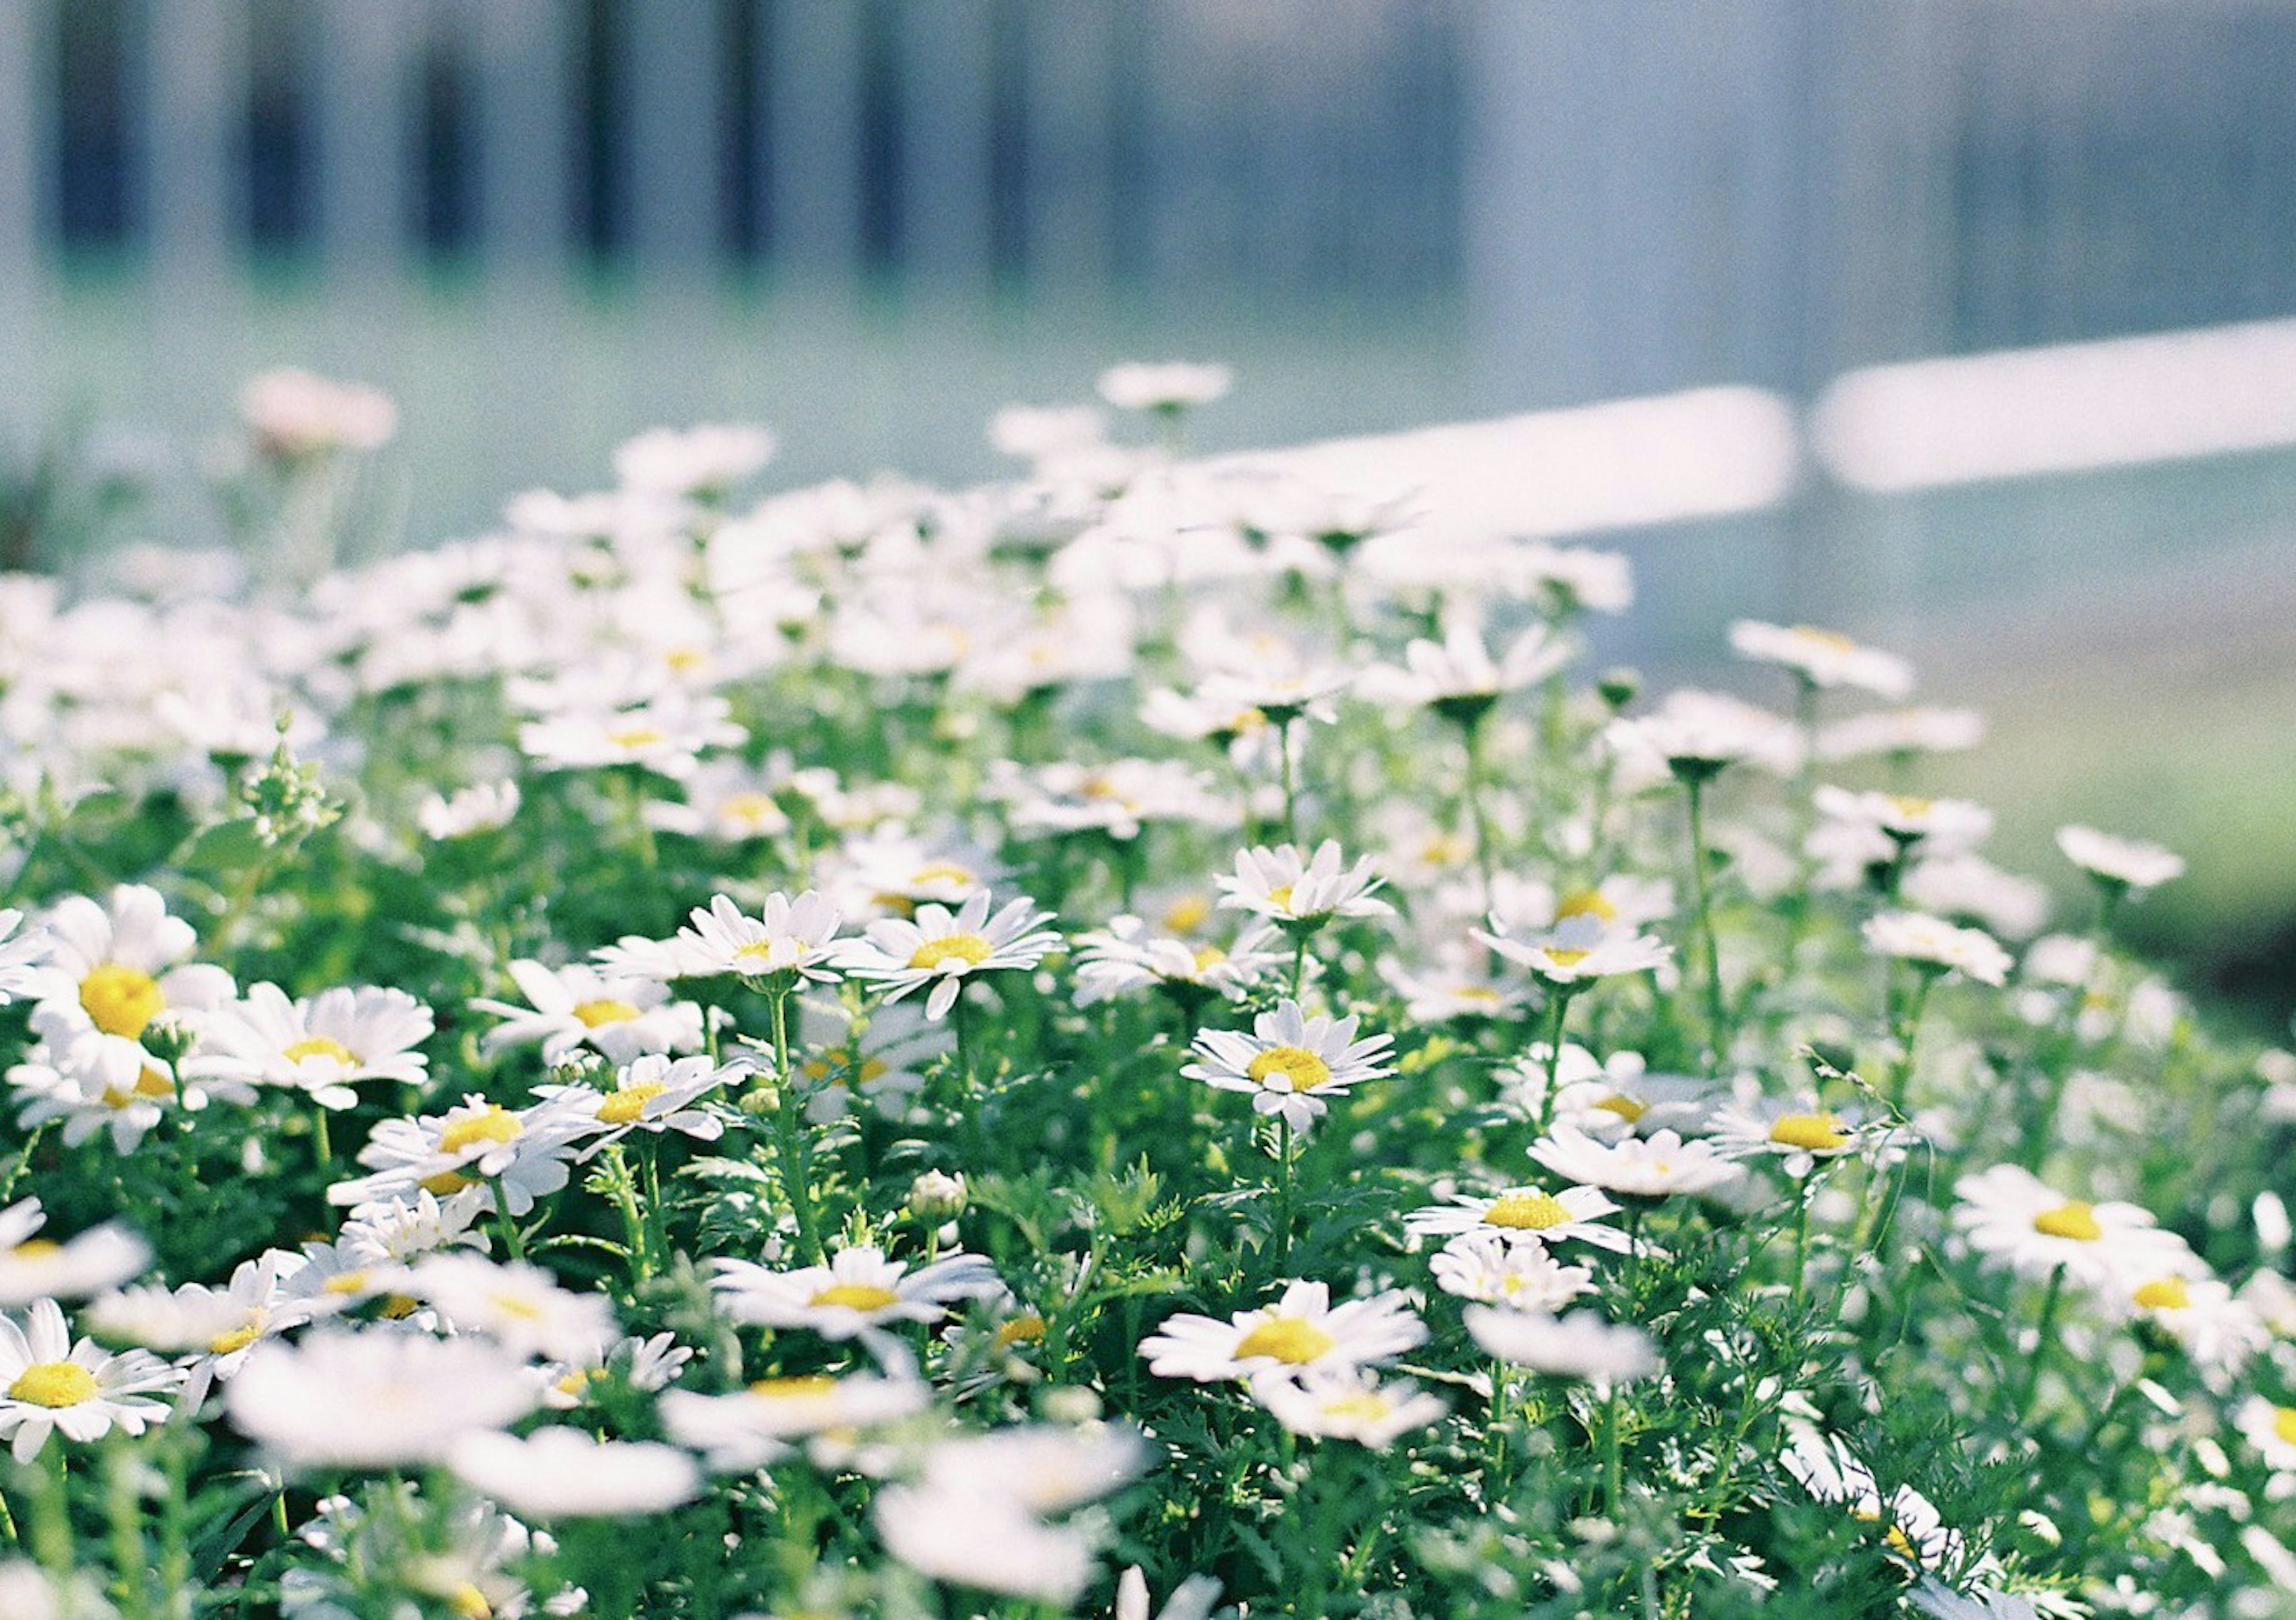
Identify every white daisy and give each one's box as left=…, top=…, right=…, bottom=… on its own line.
left=1073, top=914, right=1282, bottom=1007
left=2237, top=1395, right=2296, bottom=1472
left=226, top=1331, right=538, bottom=1470
left=2112, top=1271, right=2264, bottom=1373
left=1098, top=360, right=1232, bottom=412
left=187, top=983, right=433, bottom=1110
left=1215, top=841, right=1392, bottom=930
left=1728, top=621, right=1915, bottom=698
left=1471, top=912, right=1671, bottom=988
left=1182, top=998, right=1395, bottom=1134
left=1708, top=1098, right=1886, bottom=1179
left=0, top=1198, right=148, bottom=1307
left=450, top=1426, right=700, bottom=1519
left=416, top=780, right=521, bottom=840
left=1950, top=1164, right=2190, bottom=1289
left=660, top=1371, right=929, bottom=1471
left=0, top=910, right=46, bottom=1003
left=1604, top=689, right=1803, bottom=780
left=1813, top=787, right=1994, bottom=858
left=1863, top=910, right=2014, bottom=986
left=710, top=1244, right=1002, bottom=1338
left=1782, top=1422, right=1962, bottom=1569
left=0, top=1298, right=182, bottom=1462
left=1357, top=621, right=1577, bottom=723
left=516, top=693, right=746, bottom=779
left=668, top=891, right=846, bottom=987
left=22, top=884, right=235, bottom=1067
left=1250, top=1365, right=1448, bottom=1449
left=844, top=891, right=1061, bottom=1020
left=642, top=759, right=792, bottom=843
left=2056, top=825, right=2185, bottom=893
left=1816, top=706, right=1986, bottom=762
left=1427, top=1231, right=1598, bottom=1310
left=532, top=1052, right=736, bottom=1150
left=326, top=1094, right=591, bottom=1216
left=613, top=421, right=777, bottom=499
left=470, top=961, right=704, bottom=1065
left=1463, top=1306, right=1658, bottom=1391
left=1528, top=1124, right=1747, bottom=1200
left=409, top=1255, right=618, bottom=1364
left=1138, top=1279, right=1425, bottom=1383
left=1406, top=1183, right=1629, bottom=1252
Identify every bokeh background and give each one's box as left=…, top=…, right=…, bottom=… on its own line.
left=2, top=0, right=2292, bottom=1023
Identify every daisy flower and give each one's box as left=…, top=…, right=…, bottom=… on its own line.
left=532, top=1052, right=735, bottom=1149
left=22, top=884, right=235, bottom=1067
left=1358, top=620, right=1577, bottom=724
left=1406, top=1183, right=1629, bottom=1252
left=416, top=780, right=521, bottom=840
left=668, top=891, right=846, bottom=988
left=1428, top=1231, right=1598, bottom=1310
left=0, top=910, right=45, bottom=1003
left=2056, top=825, right=2185, bottom=894
left=844, top=891, right=1061, bottom=1020
left=710, top=1244, right=1002, bottom=1338
left=2112, top=1271, right=2264, bottom=1374
left=1728, top=620, right=1915, bottom=698
left=1250, top=1365, right=1448, bottom=1449
left=1813, top=786, right=1995, bottom=858
left=327, top=1094, right=591, bottom=1216
left=409, top=1255, right=619, bottom=1363
left=1782, top=1422, right=1962, bottom=1569
left=11, top=1044, right=186, bottom=1155
left=1817, top=706, right=1986, bottom=762
left=515, top=693, right=746, bottom=779
left=642, top=759, right=792, bottom=843
left=1116, top=1566, right=1225, bottom=1620
left=1073, top=914, right=1282, bottom=1008
left=1863, top=910, right=2014, bottom=986
left=1708, top=1097, right=1886, bottom=1178
left=1183, top=997, right=1395, bottom=1134
left=1138, top=1279, right=1425, bottom=1383
left=1529, top=1124, right=1747, bottom=1200
left=0, top=1198, right=149, bottom=1307
left=450, top=1427, right=700, bottom=1519
left=1471, top=912, right=1671, bottom=988
left=2237, top=1395, right=2296, bottom=1472
left=613, top=422, right=777, bottom=499
left=0, top=1298, right=182, bottom=1462
left=1216, top=841, right=1392, bottom=930
left=789, top=998, right=945, bottom=1125
left=1098, top=360, right=1233, bottom=413
left=1463, top=1306, right=1658, bottom=1392
left=660, top=1371, right=929, bottom=1472
left=471, top=961, right=705, bottom=1065
left=1499, top=1046, right=1711, bottom=1140
left=1604, top=689, right=1803, bottom=781
left=187, top=983, right=433, bottom=1110
left=1950, top=1163, right=2191, bottom=1289
left=226, top=1331, right=538, bottom=1470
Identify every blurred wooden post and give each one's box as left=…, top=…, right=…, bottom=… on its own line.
left=0, top=0, right=39, bottom=413
left=144, top=0, right=240, bottom=278
left=627, top=0, right=721, bottom=275
left=894, top=0, right=994, bottom=295
left=1018, top=0, right=1113, bottom=291
left=473, top=0, right=570, bottom=269
left=764, top=0, right=865, bottom=282
left=314, top=0, right=413, bottom=277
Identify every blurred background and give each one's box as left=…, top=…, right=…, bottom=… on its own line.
left=1, top=0, right=2292, bottom=1023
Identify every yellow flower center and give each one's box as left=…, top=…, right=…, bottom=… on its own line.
left=323, top=1271, right=370, bottom=1295
left=596, top=1082, right=666, bottom=1125
left=720, top=792, right=781, bottom=829
left=1594, top=1094, right=1647, bottom=1123
left=2032, top=1201, right=2103, bottom=1242
left=1245, top=1046, right=1332, bottom=1091
left=1790, top=626, right=1857, bottom=653
left=909, top=934, right=992, bottom=971
left=1886, top=795, right=1935, bottom=819
left=1543, top=948, right=1590, bottom=969
left=283, top=1036, right=358, bottom=1067
left=606, top=727, right=667, bottom=750
left=1163, top=895, right=1213, bottom=935
left=809, top=1283, right=902, bottom=1313
left=208, top=1320, right=264, bottom=1356
left=1556, top=889, right=1618, bottom=923
left=2133, top=1277, right=2191, bottom=1311
left=572, top=998, right=642, bottom=1029
left=1191, top=945, right=1229, bottom=972
left=2274, top=1407, right=2296, bottom=1447
left=1234, top=1317, right=1336, bottom=1365
left=80, top=963, right=164, bottom=1039
left=487, top=1292, right=545, bottom=1321
left=1320, top=1392, right=1395, bottom=1424
left=419, top=1170, right=475, bottom=1197
left=8, top=1361, right=96, bottom=1408
left=447, top=1582, right=494, bottom=1620
left=554, top=1368, right=602, bottom=1398
left=1768, top=1113, right=1851, bottom=1152
left=993, top=1314, right=1048, bottom=1350
left=379, top=1294, right=422, bottom=1320
left=908, top=862, right=977, bottom=889
left=438, top=1106, right=522, bottom=1155
left=1485, top=1191, right=1573, bottom=1230
left=8, top=1240, right=60, bottom=1261
left=1265, top=884, right=1296, bottom=912
left=665, top=648, right=707, bottom=674
left=749, top=1374, right=840, bottom=1400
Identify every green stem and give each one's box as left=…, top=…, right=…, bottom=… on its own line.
left=487, top=1177, right=526, bottom=1264
left=1278, top=718, right=1300, bottom=844
left=770, top=991, right=823, bottom=1264
left=1274, top=1113, right=1296, bottom=1274
left=1462, top=714, right=1495, bottom=911
left=2016, top=1266, right=2067, bottom=1423
left=1602, top=1380, right=1626, bottom=1520
left=310, top=1103, right=332, bottom=1169
left=1535, top=989, right=1573, bottom=1136
left=1683, top=776, right=1726, bottom=1070
left=1886, top=972, right=1935, bottom=1114
left=602, top=1143, right=652, bottom=1282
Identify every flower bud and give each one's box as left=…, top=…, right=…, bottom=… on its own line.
left=907, top=1170, right=968, bottom=1221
